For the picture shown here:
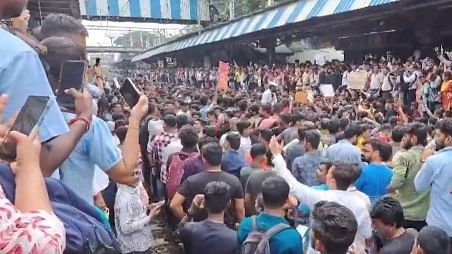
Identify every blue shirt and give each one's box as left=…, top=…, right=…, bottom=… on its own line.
left=292, top=152, right=321, bottom=186
left=221, top=149, right=247, bottom=177
left=325, top=140, right=362, bottom=164
left=58, top=112, right=121, bottom=204
left=0, top=28, right=68, bottom=142
left=238, top=212, right=303, bottom=254
left=284, top=140, right=304, bottom=170
left=415, top=147, right=452, bottom=237
left=199, top=105, right=213, bottom=119
left=355, top=163, right=393, bottom=204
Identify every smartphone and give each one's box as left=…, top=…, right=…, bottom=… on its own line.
left=119, top=78, right=140, bottom=108
left=0, top=96, right=51, bottom=161
left=95, top=57, right=101, bottom=67
left=57, top=60, right=86, bottom=110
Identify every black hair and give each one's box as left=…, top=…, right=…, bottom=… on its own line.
left=41, top=37, right=86, bottom=85
left=114, top=119, right=128, bottom=130
left=204, top=181, right=232, bottom=214
left=250, top=143, right=267, bottom=159
left=238, top=99, right=248, bottom=112
left=339, top=118, right=350, bottom=131
left=259, top=129, right=273, bottom=143
left=343, top=125, right=362, bottom=140
left=297, top=126, right=313, bottom=141
left=417, top=226, right=451, bottom=254
left=249, top=104, right=259, bottom=115
left=226, top=133, right=241, bottom=150
left=320, top=118, right=330, bottom=130
left=237, top=121, right=251, bottom=135
left=112, top=112, right=125, bottom=122
left=364, top=139, right=393, bottom=162
left=311, top=201, right=357, bottom=254
left=202, top=143, right=223, bottom=166
left=331, top=163, right=357, bottom=191
left=279, top=113, right=292, bottom=125
left=304, top=130, right=321, bottom=150
left=272, top=103, right=284, bottom=114
left=292, top=112, right=306, bottom=124
left=261, top=176, right=290, bottom=209
left=407, top=123, right=428, bottom=146
left=388, top=116, right=399, bottom=126
left=370, top=197, right=404, bottom=228
left=179, top=125, right=199, bottom=149
left=438, top=119, right=452, bottom=137
left=198, top=136, right=217, bottom=150
left=203, top=126, right=217, bottom=139
left=391, top=126, right=405, bottom=143
left=200, top=96, right=209, bottom=106
left=40, top=13, right=89, bottom=39
left=115, top=126, right=128, bottom=144
left=176, top=114, right=188, bottom=129
left=260, top=104, right=272, bottom=114
left=163, top=114, right=177, bottom=128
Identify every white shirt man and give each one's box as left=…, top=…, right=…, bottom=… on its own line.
left=238, top=136, right=252, bottom=160
left=261, top=87, right=273, bottom=105
left=369, top=72, right=384, bottom=90
left=272, top=154, right=372, bottom=253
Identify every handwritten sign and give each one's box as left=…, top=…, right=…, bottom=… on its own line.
left=348, top=70, right=368, bottom=90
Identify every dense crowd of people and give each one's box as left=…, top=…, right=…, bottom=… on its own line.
left=1, top=0, right=452, bottom=253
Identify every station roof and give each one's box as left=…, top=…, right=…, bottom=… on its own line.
left=132, top=0, right=399, bottom=62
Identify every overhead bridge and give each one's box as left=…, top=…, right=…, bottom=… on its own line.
left=87, top=46, right=144, bottom=53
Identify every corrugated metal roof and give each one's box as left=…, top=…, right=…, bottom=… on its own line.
left=132, top=0, right=399, bottom=62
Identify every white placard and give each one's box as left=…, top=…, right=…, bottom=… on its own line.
left=319, top=84, right=335, bottom=97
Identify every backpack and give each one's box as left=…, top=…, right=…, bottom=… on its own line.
left=241, top=216, right=291, bottom=254
left=0, top=165, right=121, bottom=254
left=166, top=152, right=198, bottom=200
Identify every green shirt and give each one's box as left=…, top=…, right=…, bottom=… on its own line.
left=389, top=146, right=430, bottom=221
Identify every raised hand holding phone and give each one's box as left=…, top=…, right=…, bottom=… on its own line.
left=120, top=78, right=141, bottom=108
left=57, top=60, right=86, bottom=110
left=0, top=94, right=40, bottom=172
left=8, top=131, right=41, bottom=175
left=0, top=96, right=51, bottom=161
left=130, top=95, right=149, bottom=124
left=64, top=88, right=93, bottom=119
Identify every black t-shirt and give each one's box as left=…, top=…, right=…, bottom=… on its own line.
left=245, top=170, right=276, bottom=197
left=245, top=170, right=276, bottom=216
left=179, top=171, right=244, bottom=226
left=180, top=220, right=239, bottom=254
left=371, top=230, right=416, bottom=254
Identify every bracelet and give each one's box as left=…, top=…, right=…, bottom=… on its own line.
left=68, top=117, right=91, bottom=131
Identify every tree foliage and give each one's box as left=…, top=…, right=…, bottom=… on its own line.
left=212, top=0, right=273, bottom=21
left=114, top=31, right=161, bottom=48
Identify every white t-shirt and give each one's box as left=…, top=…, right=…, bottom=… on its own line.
left=273, top=154, right=372, bottom=251
left=160, top=138, right=183, bottom=183
left=369, top=73, right=384, bottom=90
left=381, top=74, right=393, bottom=91
left=342, top=71, right=350, bottom=87
left=261, top=88, right=272, bottom=105
left=238, top=136, right=252, bottom=161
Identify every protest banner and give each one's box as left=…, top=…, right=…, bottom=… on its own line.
left=348, top=70, right=368, bottom=90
